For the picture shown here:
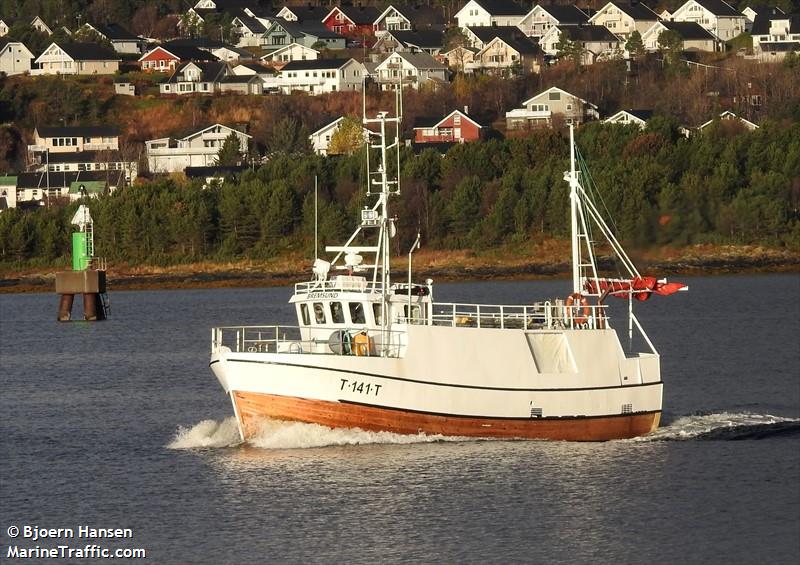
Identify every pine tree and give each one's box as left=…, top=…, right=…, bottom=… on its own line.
left=216, top=132, right=242, bottom=166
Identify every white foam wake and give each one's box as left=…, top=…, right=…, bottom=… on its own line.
left=168, top=417, right=465, bottom=450
left=634, top=412, right=799, bottom=442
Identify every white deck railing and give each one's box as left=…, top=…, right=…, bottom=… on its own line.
left=424, top=301, right=609, bottom=330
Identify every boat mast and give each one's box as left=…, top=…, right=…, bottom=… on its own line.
left=569, top=125, right=581, bottom=294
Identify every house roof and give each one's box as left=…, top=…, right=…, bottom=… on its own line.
left=497, top=35, right=541, bottom=55
left=261, top=43, right=318, bottom=59
left=280, top=58, right=355, bottom=71
left=89, top=23, right=139, bottom=41
left=751, top=13, right=800, bottom=35
left=413, top=110, right=483, bottom=130
left=13, top=170, right=122, bottom=189
left=165, top=61, right=227, bottom=83
left=213, top=44, right=253, bottom=57
left=698, top=110, right=759, bottom=130
left=556, top=24, right=621, bottom=42
left=535, top=4, right=590, bottom=24
left=181, top=123, right=251, bottom=141
left=658, top=21, right=718, bottom=40
left=385, top=51, right=447, bottom=70
left=310, top=116, right=347, bottom=136
left=385, top=30, right=444, bottom=49
left=141, top=45, right=218, bottom=62
left=277, top=5, right=328, bottom=21
left=745, top=4, right=785, bottom=17
left=58, top=42, right=119, bottom=61
left=0, top=38, right=33, bottom=56
left=235, top=61, right=274, bottom=73
left=162, top=38, right=226, bottom=49
left=691, top=0, right=742, bottom=17
left=36, top=125, right=120, bottom=138
left=299, top=21, right=346, bottom=39
left=522, top=86, right=596, bottom=108
left=606, top=2, right=660, bottom=21
left=233, top=13, right=267, bottom=33
left=466, top=25, right=527, bottom=44
left=605, top=109, right=653, bottom=123
left=329, top=6, right=381, bottom=25
left=472, top=0, right=528, bottom=16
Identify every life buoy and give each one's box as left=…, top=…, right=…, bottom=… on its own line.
left=565, top=293, right=591, bottom=326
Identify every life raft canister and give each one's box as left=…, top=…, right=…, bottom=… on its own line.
left=565, top=292, right=591, bottom=326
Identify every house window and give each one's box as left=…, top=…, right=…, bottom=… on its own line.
left=454, top=115, right=461, bottom=125
left=549, top=92, right=560, bottom=100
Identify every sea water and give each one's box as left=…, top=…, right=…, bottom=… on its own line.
left=1, top=274, right=798, bottom=564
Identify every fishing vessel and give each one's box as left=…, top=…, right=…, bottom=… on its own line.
left=209, top=102, right=686, bottom=442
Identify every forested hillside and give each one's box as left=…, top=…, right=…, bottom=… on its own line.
left=2, top=119, right=798, bottom=267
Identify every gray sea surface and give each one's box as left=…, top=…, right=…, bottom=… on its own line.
left=1, top=274, right=799, bottom=564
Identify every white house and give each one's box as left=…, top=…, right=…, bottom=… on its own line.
left=517, top=4, right=589, bottom=38
left=260, top=43, right=319, bottom=65
left=81, top=23, right=143, bottom=54
left=588, top=2, right=661, bottom=40
left=159, top=61, right=228, bottom=95
left=742, top=5, right=784, bottom=32
left=33, top=42, right=120, bottom=75
left=277, top=58, right=364, bottom=95
left=540, top=25, right=624, bottom=64
left=374, top=51, right=448, bottom=90
left=231, top=13, right=268, bottom=47
left=0, top=39, right=34, bottom=75
left=373, top=5, right=413, bottom=37
left=506, top=86, right=599, bottom=129
left=697, top=110, right=759, bottom=131
left=751, top=13, right=800, bottom=59
left=0, top=19, right=12, bottom=37
left=455, top=0, right=528, bottom=30
left=146, top=124, right=251, bottom=173
left=309, top=117, right=369, bottom=156
left=603, top=109, right=653, bottom=129
left=31, top=16, right=53, bottom=35
left=670, top=0, right=746, bottom=41
left=641, top=20, right=722, bottom=52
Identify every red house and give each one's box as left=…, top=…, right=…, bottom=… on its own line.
left=322, top=6, right=379, bottom=38
left=413, top=110, right=484, bottom=144
left=138, top=45, right=215, bottom=72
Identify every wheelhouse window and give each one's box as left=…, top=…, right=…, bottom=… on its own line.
left=330, top=301, right=345, bottom=324
left=313, top=302, right=326, bottom=324
left=300, top=303, right=310, bottom=325
left=349, top=302, right=366, bottom=324
left=372, top=303, right=382, bottom=324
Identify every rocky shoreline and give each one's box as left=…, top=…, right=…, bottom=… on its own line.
left=1, top=250, right=798, bottom=294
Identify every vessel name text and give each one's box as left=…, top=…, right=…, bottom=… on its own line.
left=340, top=379, right=382, bottom=396
left=308, top=292, right=339, bottom=299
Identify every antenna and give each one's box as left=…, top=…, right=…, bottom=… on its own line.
left=314, top=175, right=318, bottom=261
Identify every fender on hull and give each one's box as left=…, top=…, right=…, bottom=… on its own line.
left=232, top=390, right=661, bottom=442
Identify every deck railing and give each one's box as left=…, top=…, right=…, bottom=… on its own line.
left=423, top=301, right=608, bottom=330
left=212, top=325, right=404, bottom=357
left=294, top=279, right=385, bottom=294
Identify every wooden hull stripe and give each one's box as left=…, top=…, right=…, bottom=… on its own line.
left=220, top=358, right=663, bottom=393
left=339, top=399, right=660, bottom=421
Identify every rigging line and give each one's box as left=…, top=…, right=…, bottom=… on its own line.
left=576, top=148, right=619, bottom=234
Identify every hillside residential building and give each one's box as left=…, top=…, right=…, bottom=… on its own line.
left=474, top=35, right=541, bottom=74
left=33, top=42, right=120, bottom=75
left=442, top=46, right=479, bottom=72
left=670, top=0, right=746, bottom=40
left=517, top=5, right=589, bottom=38
left=146, top=124, right=251, bottom=173
left=139, top=45, right=217, bottom=72
left=31, top=16, right=52, bottom=35
left=455, top=0, right=528, bottom=30
left=506, top=86, right=599, bottom=129
left=30, top=126, right=120, bottom=154
left=260, top=43, right=319, bottom=66
left=373, top=30, right=445, bottom=56
left=698, top=110, right=759, bottom=131
left=464, top=25, right=527, bottom=50
left=641, top=20, right=721, bottom=52
left=375, top=51, right=448, bottom=90
left=30, top=151, right=138, bottom=182
left=373, top=5, right=413, bottom=36
left=603, top=109, right=653, bottom=129
left=159, top=61, right=228, bottom=95
left=0, top=19, right=12, bottom=37
left=540, top=25, right=624, bottom=64
left=262, top=19, right=347, bottom=50
left=81, top=23, right=143, bottom=54
left=322, top=6, right=380, bottom=37
left=275, top=5, right=329, bottom=22
left=413, top=110, right=484, bottom=143
left=277, top=58, right=365, bottom=94
left=0, top=39, right=34, bottom=75
left=309, top=117, right=369, bottom=156
left=588, top=2, right=661, bottom=39
left=1, top=170, right=124, bottom=208
left=751, top=13, right=800, bottom=59
left=231, top=13, right=268, bottom=47
left=742, top=5, right=784, bottom=32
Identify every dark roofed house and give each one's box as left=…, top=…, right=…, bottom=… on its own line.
left=670, top=0, right=746, bottom=41
left=374, top=29, right=445, bottom=55
left=604, top=109, right=654, bottom=129
left=641, top=20, right=722, bottom=52
left=474, top=34, right=542, bottom=74
left=139, top=45, right=218, bottom=72
left=83, top=22, right=143, bottom=54
left=159, top=61, right=229, bottom=95
left=275, top=5, right=329, bottom=22
left=413, top=109, right=485, bottom=144
left=518, top=4, right=589, bottom=38
left=541, top=25, right=623, bottom=64
left=751, top=13, right=800, bottom=59
left=464, top=25, right=528, bottom=49
left=232, top=13, right=268, bottom=47
left=33, top=41, right=120, bottom=75
left=455, top=0, right=529, bottom=30
left=322, top=5, right=381, bottom=38
left=588, top=2, right=661, bottom=39
left=278, top=58, right=365, bottom=94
